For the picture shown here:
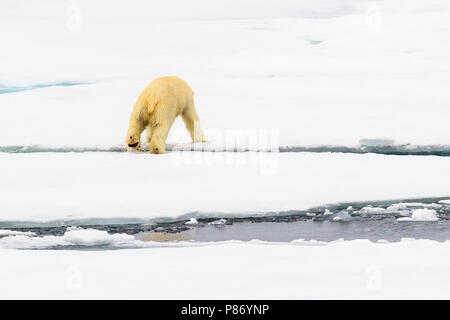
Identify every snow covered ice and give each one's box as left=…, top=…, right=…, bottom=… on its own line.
left=1, top=0, right=450, bottom=149
left=1, top=0, right=450, bottom=299
left=0, top=152, right=448, bottom=223
left=2, top=239, right=450, bottom=299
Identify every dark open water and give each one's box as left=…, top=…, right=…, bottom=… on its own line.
left=1, top=197, right=449, bottom=249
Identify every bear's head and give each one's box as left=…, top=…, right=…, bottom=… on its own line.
left=126, top=129, right=141, bottom=152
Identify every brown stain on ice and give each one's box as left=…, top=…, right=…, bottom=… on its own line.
left=136, top=231, right=190, bottom=242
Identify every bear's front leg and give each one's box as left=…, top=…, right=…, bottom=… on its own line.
left=148, top=109, right=176, bottom=154
left=149, top=136, right=166, bottom=154
left=149, top=123, right=171, bottom=154
left=145, top=127, right=153, bottom=148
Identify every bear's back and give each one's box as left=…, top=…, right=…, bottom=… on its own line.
left=143, top=76, right=193, bottom=113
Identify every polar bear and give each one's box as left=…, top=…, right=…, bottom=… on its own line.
left=126, top=76, right=207, bottom=154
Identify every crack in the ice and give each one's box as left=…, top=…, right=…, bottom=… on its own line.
left=0, top=144, right=449, bottom=156
left=0, top=82, right=84, bottom=94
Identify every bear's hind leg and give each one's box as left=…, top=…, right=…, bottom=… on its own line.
left=182, top=108, right=207, bottom=143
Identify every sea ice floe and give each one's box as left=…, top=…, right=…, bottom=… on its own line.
left=385, top=202, right=440, bottom=214
left=185, top=218, right=199, bottom=225
left=359, top=206, right=387, bottom=214
left=208, top=219, right=227, bottom=225
left=0, top=230, right=36, bottom=237
left=291, top=239, right=327, bottom=246
left=62, top=227, right=136, bottom=246
left=0, top=227, right=138, bottom=249
left=331, top=210, right=353, bottom=222
left=398, top=202, right=440, bottom=209
left=397, top=209, right=439, bottom=222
